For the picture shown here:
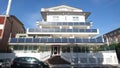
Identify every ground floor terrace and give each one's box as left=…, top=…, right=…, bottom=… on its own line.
left=6, top=37, right=118, bottom=65
left=7, top=44, right=118, bottom=65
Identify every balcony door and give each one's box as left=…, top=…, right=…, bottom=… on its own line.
left=51, top=45, right=60, bottom=56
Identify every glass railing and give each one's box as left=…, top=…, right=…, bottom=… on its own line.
left=9, top=38, right=103, bottom=43
left=28, top=28, right=98, bottom=33
left=39, top=22, right=91, bottom=26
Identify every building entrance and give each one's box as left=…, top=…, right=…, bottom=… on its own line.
left=51, top=45, right=60, bottom=56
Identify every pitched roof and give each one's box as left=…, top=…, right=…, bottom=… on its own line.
left=41, top=5, right=83, bottom=12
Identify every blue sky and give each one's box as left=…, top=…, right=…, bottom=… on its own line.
left=0, top=0, right=120, bottom=36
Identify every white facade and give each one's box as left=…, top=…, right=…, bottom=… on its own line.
left=8, top=5, right=118, bottom=65
left=47, top=15, right=85, bottom=22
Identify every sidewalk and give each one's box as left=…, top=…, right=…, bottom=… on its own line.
left=49, top=64, right=120, bottom=68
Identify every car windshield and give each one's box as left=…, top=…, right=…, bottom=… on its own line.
left=16, top=57, right=39, bottom=63
left=0, top=59, right=3, bottom=62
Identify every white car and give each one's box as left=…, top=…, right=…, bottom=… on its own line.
left=0, top=59, right=11, bottom=68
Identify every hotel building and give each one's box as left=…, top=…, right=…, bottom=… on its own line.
left=8, top=5, right=118, bottom=65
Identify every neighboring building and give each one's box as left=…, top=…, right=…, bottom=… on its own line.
left=103, top=28, right=120, bottom=45
left=0, top=15, right=25, bottom=52
left=8, top=5, right=118, bottom=65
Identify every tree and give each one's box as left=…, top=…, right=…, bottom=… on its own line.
left=115, top=43, right=120, bottom=62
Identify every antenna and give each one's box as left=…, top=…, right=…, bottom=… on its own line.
left=6, top=0, right=12, bottom=16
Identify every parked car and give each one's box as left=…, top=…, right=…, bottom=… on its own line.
left=11, top=57, right=49, bottom=68
left=0, top=58, right=11, bottom=68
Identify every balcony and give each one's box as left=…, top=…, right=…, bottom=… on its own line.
left=9, top=38, right=103, bottom=43
left=38, top=22, right=92, bottom=26
left=28, top=28, right=98, bottom=33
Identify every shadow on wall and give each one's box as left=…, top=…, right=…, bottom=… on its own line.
left=0, top=53, right=16, bottom=62
left=61, top=52, right=103, bottom=64
left=87, top=52, right=103, bottom=64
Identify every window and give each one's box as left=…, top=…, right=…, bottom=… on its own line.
left=73, top=16, right=79, bottom=21
left=19, top=36, right=26, bottom=38
left=53, top=16, right=59, bottom=21
left=62, top=46, right=70, bottom=53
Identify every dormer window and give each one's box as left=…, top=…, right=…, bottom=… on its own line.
left=73, top=16, right=79, bottom=21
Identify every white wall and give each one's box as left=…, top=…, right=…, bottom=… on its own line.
left=61, top=51, right=118, bottom=65
left=0, top=24, right=4, bottom=29
left=47, top=15, right=85, bottom=22
left=0, top=51, right=51, bottom=61
left=0, top=51, right=118, bottom=64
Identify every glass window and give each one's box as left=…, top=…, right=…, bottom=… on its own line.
left=18, top=38, right=25, bottom=43
left=80, top=23, right=84, bottom=25
left=73, top=17, right=79, bottom=21
left=53, top=16, right=59, bottom=21
left=19, top=36, right=26, bottom=38
left=33, top=38, right=40, bottom=43
left=61, top=29, right=66, bottom=32
left=10, top=38, right=17, bottom=43
left=54, top=29, right=60, bottom=32
left=38, top=46, right=50, bottom=51
left=62, top=46, right=70, bottom=53
left=97, top=38, right=103, bottom=43
left=80, top=58, right=87, bottom=63
left=79, top=29, right=84, bottom=32
left=89, top=58, right=96, bottom=63
left=41, top=38, right=47, bottom=43
left=86, top=29, right=91, bottom=32
left=76, top=38, right=82, bottom=43
left=69, top=38, right=75, bottom=43
left=73, top=29, right=78, bottom=32
left=73, top=46, right=78, bottom=52
left=13, top=45, right=19, bottom=50
left=92, top=29, right=97, bottom=32
left=68, top=22, right=73, bottom=25
left=28, top=46, right=33, bottom=50
left=63, top=22, right=67, bottom=25
left=74, top=22, right=78, bottom=25
left=19, top=45, right=24, bottom=50
left=24, top=46, right=28, bottom=50
left=48, top=38, right=54, bottom=43
left=26, top=38, right=32, bottom=43
left=67, top=29, right=72, bottom=32
left=33, top=46, right=38, bottom=50
left=57, top=22, right=62, bottom=25
left=61, top=38, right=67, bottom=43
left=55, top=38, right=61, bottom=43
left=81, top=46, right=86, bottom=53
left=90, top=39, right=96, bottom=43
left=83, top=39, right=89, bottom=43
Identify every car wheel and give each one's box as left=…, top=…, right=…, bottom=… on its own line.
left=40, top=66, right=43, bottom=68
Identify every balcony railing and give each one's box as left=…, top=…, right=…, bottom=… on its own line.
left=38, top=22, right=91, bottom=26
left=9, top=38, right=103, bottom=43
left=28, top=28, right=98, bottom=33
